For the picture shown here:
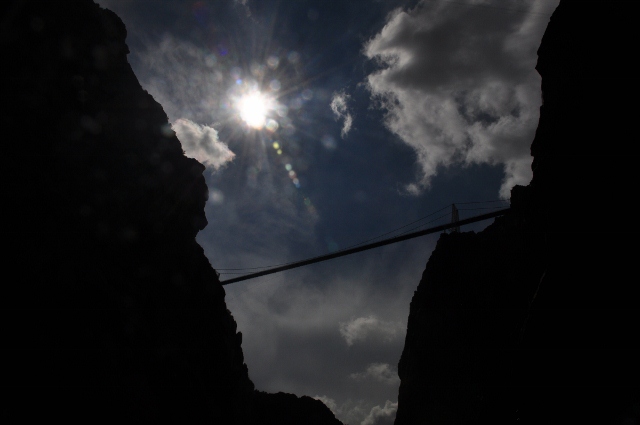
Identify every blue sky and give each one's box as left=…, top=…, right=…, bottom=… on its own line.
left=94, top=1, right=558, bottom=423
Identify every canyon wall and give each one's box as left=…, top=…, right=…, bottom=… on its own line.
left=0, top=1, right=341, bottom=423
left=394, top=1, right=640, bottom=423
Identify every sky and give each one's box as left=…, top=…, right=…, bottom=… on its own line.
left=94, top=1, right=558, bottom=423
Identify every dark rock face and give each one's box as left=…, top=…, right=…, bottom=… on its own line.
left=396, top=205, right=548, bottom=423
left=0, top=1, right=341, bottom=423
left=395, top=1, right=640, bottom=423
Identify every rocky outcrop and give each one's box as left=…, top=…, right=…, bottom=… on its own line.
left=0, top=1, right=341, bottom=423
left=395, top=1, right=640, bottom=423
left=395, top=196, right=548, bottom=423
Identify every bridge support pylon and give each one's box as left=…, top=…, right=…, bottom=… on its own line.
left=449, top=204, right=460, bottom=234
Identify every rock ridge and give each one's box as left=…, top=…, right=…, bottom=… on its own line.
left=0, top=1, right=342, bottom=423
left=394, top=1, right=640, bottom=423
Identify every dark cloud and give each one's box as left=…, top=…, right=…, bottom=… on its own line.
left=361, top=400, right=397, bottom=425
left=350, top=363, right=400, bottom=386
left=313, top=396, right=398, bottom=425
left=222, top=240, right=433, bottom=425
left=340, top=316, right=404, bottom=347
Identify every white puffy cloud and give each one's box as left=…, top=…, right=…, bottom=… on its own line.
left=361, top=400, right=398, bottom=425
left=172, top=118, right=235, bottom=169
left=339, top=315, right=404, bottom=346
left=364, top=0, right=559, bottom=198
left=350, top=363, right=400, bottom=386
left=331, top=91, right=354, bottom=138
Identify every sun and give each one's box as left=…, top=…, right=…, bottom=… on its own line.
left=238, top=92, right=269, bottom=129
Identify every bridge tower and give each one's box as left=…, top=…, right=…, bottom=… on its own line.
left=449, top=203, right=460, bottom=233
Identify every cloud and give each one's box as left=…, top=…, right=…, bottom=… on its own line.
left=133, top=33, right=251, bottom=127
left=314, top=395, right=339, bottom=413
left=131, top=35, right=241, bottom=171
left=171, top=118, right=235, bottom=169
left=350, top=363, right=400, bottom=386
left=219, top=241, right=431, bottom=425
left=331, top=91, right=354, bottom=138
left=364, top=0, right=559, bottom=198
left=339, top=315, right=404, bottom=346
left=361, top=400, right=398, bottom=425
left=313, top=395, right=400, bottom=425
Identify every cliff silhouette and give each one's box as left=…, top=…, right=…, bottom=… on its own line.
left=394, top=1, right=640, bottom=423
left=0, top=1, right=341, bottom=423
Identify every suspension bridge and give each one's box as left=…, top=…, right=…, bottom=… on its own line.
left=219, top=202, right=510, bottom=285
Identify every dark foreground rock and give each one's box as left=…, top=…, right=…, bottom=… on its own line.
left=395, top=1, right=640, bottom=423
left=0, top=1, right=341, bottom=423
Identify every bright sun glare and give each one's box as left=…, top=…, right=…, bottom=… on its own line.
left=238, top=92, right=269, bottom=129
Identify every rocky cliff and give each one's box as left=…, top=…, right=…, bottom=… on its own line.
left=395, top=1, right=640, bottom=423
left=0, top=1, right=341, bottom=423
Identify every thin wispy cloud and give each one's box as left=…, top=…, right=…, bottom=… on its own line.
left=331, top=91, right=354, bottom=138
left=350, top=363, right=400, bottom=386
left=135, top=34, right=228, bottom=125
left=364, top=0, right=558, bottom=198
left=234, top=0, right=252, bottom=17
left=314, top=396, right=398, bottom=425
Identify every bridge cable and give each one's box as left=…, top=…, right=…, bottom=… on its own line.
left=216, top=199, right=509, bottom=273
left=219, top=207, right=510, bottom=285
